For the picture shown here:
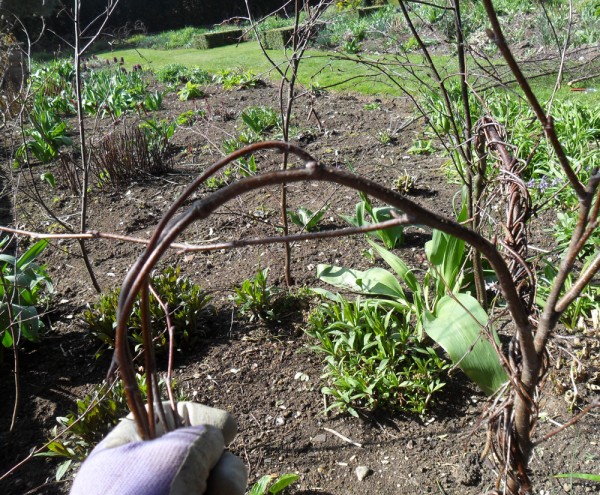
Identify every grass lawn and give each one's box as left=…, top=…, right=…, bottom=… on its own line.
left=99, top=41, right=600, bottom=105
left=100, top=42, right=414, bottom=96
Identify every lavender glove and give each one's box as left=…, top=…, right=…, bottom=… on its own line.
left=70, top=402, right=247, bottom=495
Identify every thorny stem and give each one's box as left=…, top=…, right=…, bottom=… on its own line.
left=74, top=0, right=101, bottom=293
left=148, top=285, right=178, bottom=415
left=115, top=142, right=533, bottom=438
left=140, top=281, right=156, bottom=439
left=0, top=220, right=414, bottom=253
left=481, top=2, right=600, bottom=491
left=398, top=0, right=469, bottom=167
left=115, top=142, right=317, bottom=439
left=0, top=269, right=19, bottom=431
left=452, top=0, right=488, bottom=309
left=534, top=400, right=600, bottom=446
left=481, top=0, right=586, bottom=200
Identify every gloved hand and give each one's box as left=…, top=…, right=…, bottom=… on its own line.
left=70, top=402, right=247, bottom=495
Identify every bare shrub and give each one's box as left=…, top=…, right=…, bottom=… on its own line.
left=56, top=152, right=82, bottom=193
left=89, top=122, right=174, bottom=189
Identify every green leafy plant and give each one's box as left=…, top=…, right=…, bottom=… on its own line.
left=288, top=206, right=328, bottom=232
left=241, top=106, right=280, bottom=136
left=155, top=63, right=191, bottom=84
left=407, top=139, right=435, bottom=155
left=249, top=473, right=300, bottom=495
left=40, top=374, right=180, bottom=481
left=319, top=213, right=467, bottom=332
left=316, top=227, right=509, bottom=397
left=363, top=101, right=381, bottom=111
left=307, top=296, right=447, bottom=416
left=393, top=172, right=416, bottom=193
left=222, top=129, right=261, bottom=177
left=16, top=102, right=72, bottom=164
left=142, top=90, right=163, bottom=111
left=214, top=68, right=259, bottom=90
left=232, top=267, right=278, bottom=322
left=376, top=129, right=394, bottom=145
left=177, top=81, right=205, bottom=101
left=80, top=67, right=150, bottom=118
left=28, top=59, right=77, bottom=116
left=340, top=193, right=405, bottom=249
left=0, top=238, right=54, bottom=353
left=204, top=175, right=229, bottom=191
left=423, top=294, right=508, bottom=395
left=83, top=266, right=212, bottom=354
left=222, top=130, right=257, bottom=155
left=343, top=37, right=361, bottom=54
left=40, top=380, right=133, bottom=479
left=537, top=261, right=600, bottom=332
left=139, top=118, right=176, bottom=157
left=176, top=110, right=195, bottom=126
left=554, top=209, right=600, bottom=261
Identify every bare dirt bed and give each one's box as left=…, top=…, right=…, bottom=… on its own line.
left=1, top=81, right=598, bottom=495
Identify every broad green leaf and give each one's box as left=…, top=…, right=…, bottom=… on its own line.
left=0, top=254, right=16, bottom=265
left=309, top=287, right=340, bottom=301
left=17, top=239, right=48, bottom=269
left=425, top=229, right=465, bottom=294
left=368, top=240, right=419, bottom=293
left=360, top=268, right=405, bottom=298
left=1, top=327, right=13, bottom=347
left=424, top=294, right=508, bottom=395
left=55, top=459, right=72, bottom=481
left=316, top=264, right=404, bottom=299
left=241, top=112, right=260, bottom=134
left=425, top=197, right=467, bottom=295
left=40, top=172, right=56, bottom=188
left=269, top=473, right=300, bottom=494
left=249, top=475, right=273, bottom=495
left=13, top=304, right=42, bottom=342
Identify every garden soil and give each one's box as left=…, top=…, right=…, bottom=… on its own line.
left=1, top=81, right=598, bottom=495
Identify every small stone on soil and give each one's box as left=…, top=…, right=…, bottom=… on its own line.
left=355, top=466, right=372, bottom=481
left=312, top=433, right=327, bottom=443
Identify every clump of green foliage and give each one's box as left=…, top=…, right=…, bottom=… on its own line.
left=307, top=296, right=448, bottom=416
left=155, top=64, right=211, bottom=85
left=407, top=138, right=435, bottom=155
left=176, top=109, right=206, bottom=126
left=84, top=265, right=212, bottom=353
left=233, top=267, right=277, bottom=322
left=220, top=105, right=280, bottom=177
left=538, top=262, right=600, bottom=333
left=214, top=68, right=259, bottom=90
left=16, top=99, right=72, bottom=164
left=177, top=81, right=205, bottom=100
left=288, top=206, right=328, bottom=232
left=0, top=238, right=54, bottom=356
left=128, top=26, right=209, bottom=50
left=241, top=106, right=281, bottom=135
left=232, top=268, right=309, bottom=323
left=41, top=375, right=181, bottom=481
left=29, top=59, right=160, bottom=121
